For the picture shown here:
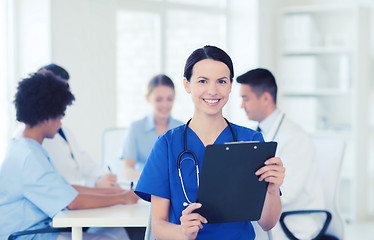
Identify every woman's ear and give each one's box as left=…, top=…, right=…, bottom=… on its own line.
left=145, top=94, right=150, bottom=102
left=183, top=78, right=191, bottom=94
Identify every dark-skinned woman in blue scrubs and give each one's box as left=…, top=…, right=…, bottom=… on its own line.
left=135, top=45, right=285, bottom=240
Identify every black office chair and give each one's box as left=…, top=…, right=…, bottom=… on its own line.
left=8, top=227, right=71, bottom=240
left=279, top=210, right=335, bottom=240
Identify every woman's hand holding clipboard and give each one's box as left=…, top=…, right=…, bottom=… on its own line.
left=255, top=157, right=285, bottom=195
left=180, top=203, right=208, bottom=240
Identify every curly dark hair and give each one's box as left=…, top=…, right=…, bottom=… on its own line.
left=14, top=72, right=75, bottom=127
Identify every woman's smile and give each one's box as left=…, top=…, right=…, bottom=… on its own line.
left=203, top=98, right=221, bottom=105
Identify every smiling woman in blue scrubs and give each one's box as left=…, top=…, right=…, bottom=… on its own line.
left=135, top=45, right=285, bottom=240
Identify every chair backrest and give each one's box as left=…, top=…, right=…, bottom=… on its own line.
left=101, top=127, right=126, bottom=177
left=310, top=135, right=345, bottom=239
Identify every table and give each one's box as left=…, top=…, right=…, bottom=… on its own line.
left=53, top=201, right=150, bottom=240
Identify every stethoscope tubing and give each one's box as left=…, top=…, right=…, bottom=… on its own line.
left=271, top=113, right=285, bottom=141
left=177, top=118, right=236, bottom=206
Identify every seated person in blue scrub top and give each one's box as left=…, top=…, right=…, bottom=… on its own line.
left=0, top=72, right=138, bottom=240
left=135, top=45, right=285, bottom=240
left=120, top=74, right=183, bottom=181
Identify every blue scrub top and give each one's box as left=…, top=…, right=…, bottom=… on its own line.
left=135, top=122, right=264, bottom=240
left=120, top=114, right=183, bottom=171
left=0, top=138, right=78, bottom=240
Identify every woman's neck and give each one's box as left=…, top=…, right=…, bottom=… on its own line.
left=154, top=115, right=169, bottom=136
left=23, top=125, right=44, bottom=144
left=154, top=115, right=169, bottom=126
left=189, top=112, right=227, bottom=146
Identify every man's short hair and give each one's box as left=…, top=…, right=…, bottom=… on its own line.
left=38, top=63, right=70, bottom=81
left=236, top=68, right=277, bottom=104
left=14, top=72, right=75, bottom=127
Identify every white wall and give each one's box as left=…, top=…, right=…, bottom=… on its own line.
left=16, top=0, right=51, bottom=77
left=226, top=0, right=259, bottom=128
left=0, top=0, right=9, bottom=162
left=50, top=0, right=117, bottom=164
left=11, top=0, right=51, bottom=134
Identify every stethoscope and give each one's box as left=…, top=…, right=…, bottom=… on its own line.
left=269, top=113, right=285, bottom=141
left=177, top=118, right=237, bottom=206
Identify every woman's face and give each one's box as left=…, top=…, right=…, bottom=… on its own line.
left=184, top=59, right=232, bottom=117
left=147, top=85, right=175, bottom=120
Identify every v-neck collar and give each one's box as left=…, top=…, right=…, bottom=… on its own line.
left=187, top=125, right=231, bottom=148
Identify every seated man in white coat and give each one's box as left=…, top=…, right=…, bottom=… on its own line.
left=237, top=68, right=324, bottom=240
left=37, top=64, right=117, bottom=188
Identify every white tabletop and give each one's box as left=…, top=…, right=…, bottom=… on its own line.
left=53, top=200, right=150, bottom=228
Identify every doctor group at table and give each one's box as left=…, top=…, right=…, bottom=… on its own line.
left=0, top=46, right=324, bottom=240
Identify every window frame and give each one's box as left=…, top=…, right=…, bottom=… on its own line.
left=115, top=0, right=229, bottom=127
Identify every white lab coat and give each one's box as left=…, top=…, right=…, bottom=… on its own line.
left=42, top=126, right=104, bottom=186
left=253, top=111, right=325, bottom=240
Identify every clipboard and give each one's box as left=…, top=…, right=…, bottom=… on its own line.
left=195, top=141, right=277, bottom=223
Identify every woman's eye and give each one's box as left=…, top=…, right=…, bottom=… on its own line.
left=218, top=79, right=227, bottom=84
left=198, top=79, right=207, bottom=84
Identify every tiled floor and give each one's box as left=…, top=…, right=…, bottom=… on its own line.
left=346, top=221, right=374, bottom=240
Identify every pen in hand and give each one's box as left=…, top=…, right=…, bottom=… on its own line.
left=107, top=165, right=112, bottom=173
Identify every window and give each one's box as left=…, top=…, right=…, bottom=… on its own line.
left=0, top=0, right=10, bottom=164
left=165, top=9, right=227, bottom=121
left=116, top=10, right=161, bottom=126
left=167, top=0, right=226, bottom=7
left=116, top=0, right=228, bottom=127
left=0, top=0, right=51, bottom=164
